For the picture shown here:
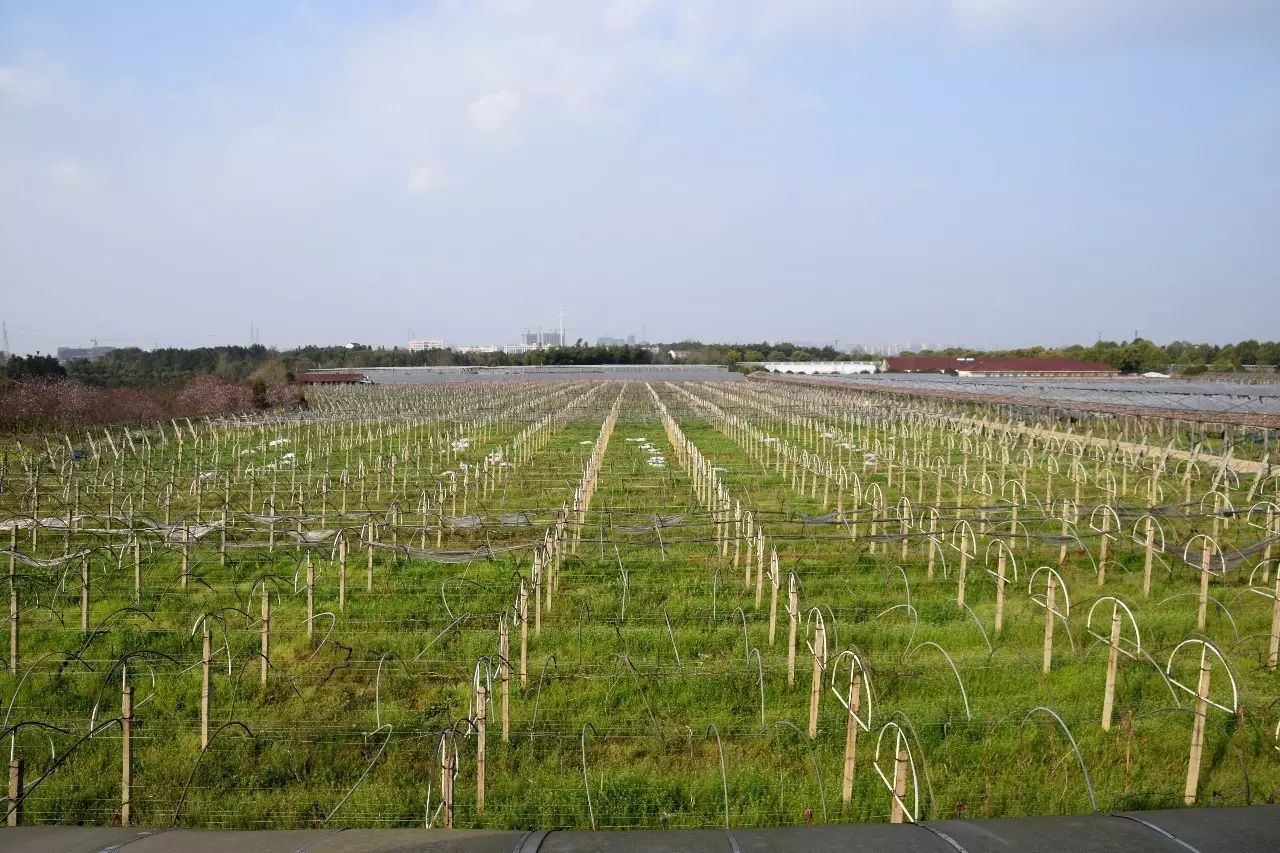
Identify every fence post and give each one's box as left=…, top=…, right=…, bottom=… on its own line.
left=476, top=682, right=487, bottom=814
left=890, top=745, right=908, bottom=824
left=1042, top=573, right=1056, bottom=674
left=80, top=556, right=90, bottom=633
left=842, top=672, right=861, bottom=807
left=305, top=553, right=315, bottom=641
left=787, top=575, right=799, bottom=689
left=121, top=684, right=133, bottom=826
left=261, top=583, right=270, bottom=688
left=8, top=527, right=18, bottom=673
left=338, top=535, right=347, bottom=612
left=1183, top=652, right=1212, bottom=805
left=201, top=619, right=211, bottom=750
left=7, top=758, right=22, bottom=827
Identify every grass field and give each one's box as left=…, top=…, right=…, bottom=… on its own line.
left=1, top=379, right=1277, bottom=829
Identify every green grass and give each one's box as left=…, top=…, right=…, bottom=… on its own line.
left=1, top=381, right=1276, bottom=830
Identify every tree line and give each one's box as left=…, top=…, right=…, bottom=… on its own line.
left=5, top=337, right=1276, bottom=389
left=901, top=339, right=1280, bottom=375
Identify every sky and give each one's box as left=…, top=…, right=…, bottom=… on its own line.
left=2, top=1, right=1278, bottom=356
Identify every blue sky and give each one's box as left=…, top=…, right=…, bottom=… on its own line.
left=2, top=1, right=1278, bottom=355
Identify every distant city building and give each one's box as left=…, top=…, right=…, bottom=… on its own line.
left=455, top=345, right=499, bottom=354
left=596, top=334, right=639, bottom=347
left=523, top=330, right=563, bottom=347
left=56, top=345, right=116, bottom=364
left=408, top=338, right=446, bottom=352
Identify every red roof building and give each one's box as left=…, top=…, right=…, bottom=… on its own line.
left=881, top=357, right=1118, bottom=377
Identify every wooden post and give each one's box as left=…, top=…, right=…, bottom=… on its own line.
left=441, top=744, right=455, bottom=830
left=1268, top=575, right=1280, bottom=671
left=1042, top=573, right=1056, bottom=674
left=7, top=758, right=22, bottom=827
left=366, top=522, right=375, bottom=592
left=994, top=547, right=1007, bottom=634
left=476, top=682, right=487, bottom=814
left=519, top=585, right=529, bottom=690
left=8, top=528, right=18, bottom=674
left=1183, top=651, right=1212, bottom=805
left=499, top=617, right=510, bottom=742
left=121, top=684, right=132, bottom=826
left=181, top=524, right=189, bottom=588
left=201, top=619, right=211, bottom=750
left=808, top=621, right=825, bottom=738
left=80, top=557, right=90, bottom=633
left=890, top=745, right=908, bottom=824
left=1101, top=605, right=1122, bottom=731
left=131, top=536, right=141, bottom=606
left=533, top=552, right=543, bottom=637
left=842, top=671, right=861, bottom=807
left=298, top=547, right=312, bottom=638
left=1142, top=517, right=1155, bottom=598
left=956, top=547, right=968, bottom=609
left=768, top=558, right=780, bottom=646
left=926, top=517, right=937, bottom=580
left=261, top=583, right=270, bottom=688
left=338, top=535, right=347, bottom=612
left=1196, top=543, right=1212, bottom=632
left=755, top=530, right=763, bottom=589
left=787, top=576, right=799, bottom=689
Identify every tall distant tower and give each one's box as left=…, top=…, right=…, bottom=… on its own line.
left=558, top=307, right=565, bottom=345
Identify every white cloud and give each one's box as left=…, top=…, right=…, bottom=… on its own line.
left=48, top=160, right=88, bottom=188
left=406, top=163, right=445, bottom=193
left=467, top=89, right=523, bottom=136
left=0, top=64, right=55, bottom=104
